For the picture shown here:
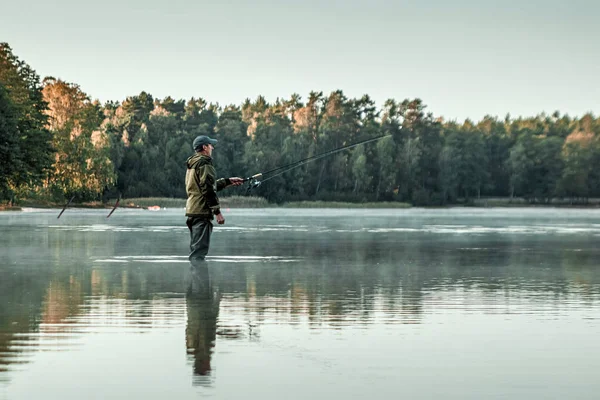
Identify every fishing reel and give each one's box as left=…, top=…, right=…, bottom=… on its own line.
left=243, top=173, right=263, bottom=195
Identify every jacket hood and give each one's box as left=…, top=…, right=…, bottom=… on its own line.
left=186, top=153, right=212, bottom=169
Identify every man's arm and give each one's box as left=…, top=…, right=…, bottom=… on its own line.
left=199, top=164, right=221, bottom=215
left=216, top=177, right=244, bottom=191
left=209, top=175, right=244, bottom=225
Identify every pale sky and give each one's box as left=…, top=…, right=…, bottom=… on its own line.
left=2, top=0, right=598, bottom=121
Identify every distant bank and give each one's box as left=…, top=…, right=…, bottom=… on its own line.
left=3, top=196, right=600, bottom=211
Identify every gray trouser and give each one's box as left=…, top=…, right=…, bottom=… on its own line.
left=186, top=217, right=213, bottom=261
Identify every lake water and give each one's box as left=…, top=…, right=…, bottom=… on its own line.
left=1, top=207, right=600, bottom=400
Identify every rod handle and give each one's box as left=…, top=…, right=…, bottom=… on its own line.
left=244, top=173, right=262, bottom=182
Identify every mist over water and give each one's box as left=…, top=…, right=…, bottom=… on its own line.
left=1, top=208, right=600, bottom=399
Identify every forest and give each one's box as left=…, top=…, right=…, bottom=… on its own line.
left=2, top=42, right=600, bottom=206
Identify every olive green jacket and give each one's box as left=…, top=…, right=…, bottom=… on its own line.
left=185, top=154, right=230, bottom=218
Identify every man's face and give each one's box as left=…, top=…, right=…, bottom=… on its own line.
left=202, top=144, right=214, bottom=156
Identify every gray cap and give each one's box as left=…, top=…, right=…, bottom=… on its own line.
left=193, top=135, right=218, bottom=150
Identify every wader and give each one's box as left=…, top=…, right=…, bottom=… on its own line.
left=186, top=217, right=213, bottom=261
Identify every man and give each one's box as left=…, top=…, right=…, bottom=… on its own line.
left=185, top=135, right=243, bottom=261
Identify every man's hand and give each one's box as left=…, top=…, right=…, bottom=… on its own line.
left=216, top=213, right=225, bottom=225
left=229, top=177, right=244, bottom=187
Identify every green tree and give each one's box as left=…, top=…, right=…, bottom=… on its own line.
left=314, top=90, right=361, bottom=196
left=438, top=143, right=458, bottom=204
left=508, top=134, right=534, bottom=199
left=509, top=133, right=563, bottom=202
left=214, top=105, right=249, bottom=178
left=458, top=122, right=489, bottom=199
left=243, top=110, right=294, bottom=202
left=351, top=145, right=369, bottom=194
left=558, top=132, right=594, bottom=201
left=0, top=43, right=53, bottom=198
left=0, top=84, right=20, bottom=201
left=477, top=116, right=512, bottom=196
left=42, top=78, right=115, bottom=200
left=557, top=117, right=600, bottom=202
left=395, top=99, right=442, bottom=204
left=374, top=135, right=397, bottom=200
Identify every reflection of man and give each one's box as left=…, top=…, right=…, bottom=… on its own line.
left=185, top=260, right=220, bottom=382
left=185, top=135, right=244, bottom=261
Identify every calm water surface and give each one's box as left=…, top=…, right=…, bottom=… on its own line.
left=1, top=208, right=600, bottom=400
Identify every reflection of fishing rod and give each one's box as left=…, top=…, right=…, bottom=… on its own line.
left=243, top=134, right=391, bottom=193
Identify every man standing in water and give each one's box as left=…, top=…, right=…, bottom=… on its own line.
left=185, top=135, right=244, bottom=261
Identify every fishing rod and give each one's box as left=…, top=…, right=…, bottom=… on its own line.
left=106, top=194, right=121, bottom=218
left=57, top=194, right=121, bottom=218
left=57, top=196, right=75, bottom=219
left=243, top=134, right=392, bottom=193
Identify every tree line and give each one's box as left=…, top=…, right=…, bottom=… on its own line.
left=1, top=42, right=599, bottom=205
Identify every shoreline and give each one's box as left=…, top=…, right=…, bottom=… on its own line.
left=2, top=197, right=600, bottom=211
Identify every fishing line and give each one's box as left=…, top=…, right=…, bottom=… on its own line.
left=244, top=134, right=391, bottom=190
